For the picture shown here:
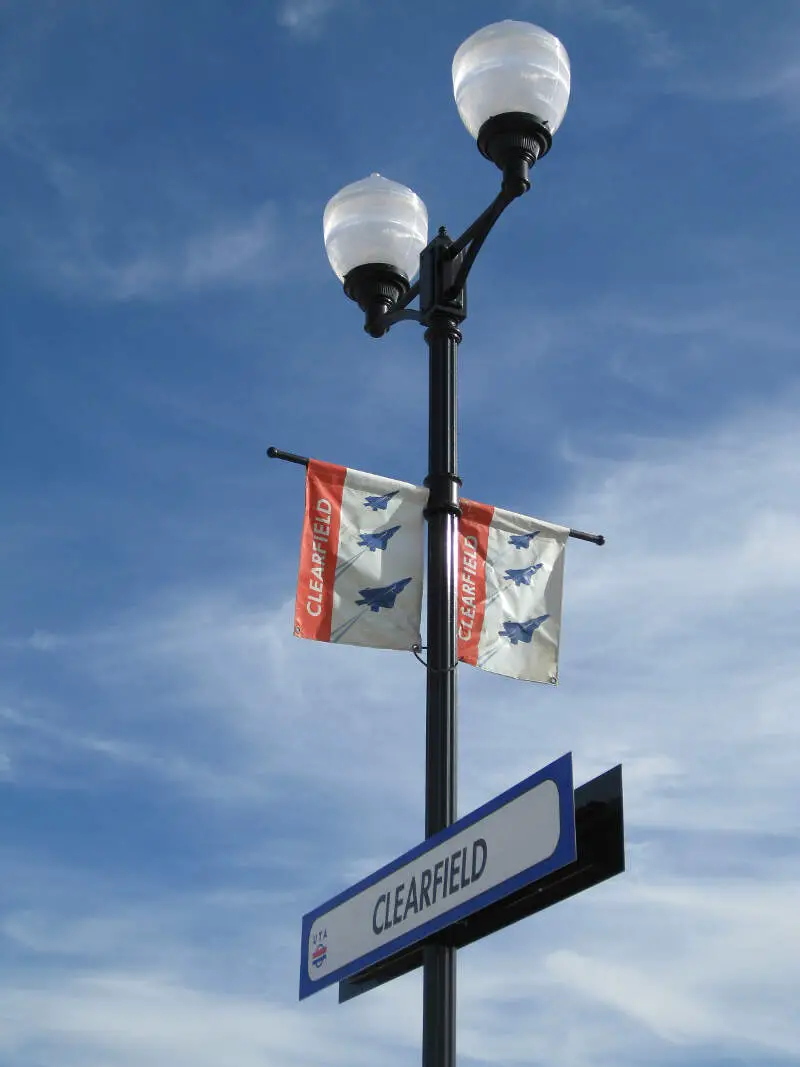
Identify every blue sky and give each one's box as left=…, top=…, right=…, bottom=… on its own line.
left=1, top=0, right=799, bottom=1064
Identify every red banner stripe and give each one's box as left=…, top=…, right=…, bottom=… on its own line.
left=294, top=460, right=346, bottom=642
left=457, top=498, right=494, bottom=665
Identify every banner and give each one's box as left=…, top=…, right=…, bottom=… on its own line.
left=458, top=501, right=568, bottom=684
left=294, top=460, right=427, bottom=650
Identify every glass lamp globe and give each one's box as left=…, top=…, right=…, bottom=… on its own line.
left=452, top=20, right=571, bottom=139
left=323, top=174, right=428, bottom=283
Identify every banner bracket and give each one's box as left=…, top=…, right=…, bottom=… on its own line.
left=266, top=446, right=606, bottom=546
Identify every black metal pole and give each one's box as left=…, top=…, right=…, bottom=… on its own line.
left=422, top=308, right=461, bottom=1067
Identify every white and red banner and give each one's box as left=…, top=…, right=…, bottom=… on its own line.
left=458, top=501, right=568, bottom=684
left=293, top=459, right=568, bottom=678
left=294, top=460, right=427, bottom=650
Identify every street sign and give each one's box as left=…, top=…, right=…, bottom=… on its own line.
left=339, top=762, right=624, bottom=1002
left=299, top=752, right=576, bottom=1000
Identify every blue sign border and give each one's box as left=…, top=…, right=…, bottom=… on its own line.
left=299, top=752, right=575, bottom=1000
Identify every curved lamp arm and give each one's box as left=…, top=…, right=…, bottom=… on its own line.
left=364, top=179, right=522, bottom=335
left=445, top=186, right=516, bottom=299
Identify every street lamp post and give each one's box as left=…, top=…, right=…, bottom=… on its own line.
left=323, top=21, right=571, bottom=1067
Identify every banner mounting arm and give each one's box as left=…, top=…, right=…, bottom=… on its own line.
left=266, top=446, right=605, bottom=546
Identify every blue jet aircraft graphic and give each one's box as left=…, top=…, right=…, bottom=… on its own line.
left=355, top=577, right=413, bottom=612
left=504, top=563, right=543, bottom=586
left=508, top=531, right=540, bottom=550
left=363, top=490, right=399, bottom=512
left=499, top=615, right=550, bottom=645
left=357, top=525, right=401, bottom=552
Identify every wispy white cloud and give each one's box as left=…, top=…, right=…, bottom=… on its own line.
left=699, top=66, right=800, bottom=113
left=0, top=120, right=288, bottom=301
left=275, top=0, right=342, bottom=37
left=0, top=590, right=426, bottom=827
left=546, top=947, right=721, bottom=1041
left=0, top=972, right=358, bottom=1067
left=64, top=205, right=280, bottom=301
left=548, top=0, right=677, bottom=68
left=0, top=701, right=272, bottom=801
left=545, top=0, right=800, bottom=114
left=18, top=188, right=281, bottom=301
left=669, top=46, right=800, bottom=112
left=0, top=846, right=420, bottom=1067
